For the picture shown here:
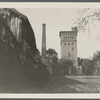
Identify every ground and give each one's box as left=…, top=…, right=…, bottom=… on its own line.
left=0, top=74, right=100, bottom=93
left=65, top=75, right=100, bottom=93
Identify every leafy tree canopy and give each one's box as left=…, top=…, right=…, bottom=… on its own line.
left=61, top=59, right=73, bottom=67
left=46, top=48, right=58, bottom=64
left=93, top=51, right=100, bottom=61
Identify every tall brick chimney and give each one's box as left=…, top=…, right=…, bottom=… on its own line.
left=41, top=23, right=46, bottom=59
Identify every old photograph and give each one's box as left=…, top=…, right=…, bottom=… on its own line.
left=0, top=3, right=100, bottom=94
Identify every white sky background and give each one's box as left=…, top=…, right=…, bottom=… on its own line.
left=17, top=8, right=100, bottom=59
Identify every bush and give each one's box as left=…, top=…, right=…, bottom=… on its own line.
left=33, top=63, right=51, bottom=84
left=62, top=59, right=73, bottom=75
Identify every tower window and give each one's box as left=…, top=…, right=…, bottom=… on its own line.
left=72, top=43, right=74, bottom=45
left=68, top=43, right=70, bottom=45
left=68, top=53, right=70, bottom=57
left=64, top=43, right=66, bottom=46
left=72, top=47, right=74, bottom=51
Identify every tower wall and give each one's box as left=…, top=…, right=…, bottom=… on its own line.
left=59, top=31, right=78, bottom=67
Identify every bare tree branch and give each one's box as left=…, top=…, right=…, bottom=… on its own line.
left=74, top=8, right=100, bottom=32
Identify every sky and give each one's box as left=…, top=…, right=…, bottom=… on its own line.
left=17, top=8, right=100, bottom=59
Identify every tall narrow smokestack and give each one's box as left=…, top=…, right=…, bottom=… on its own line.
left=41, top=23, right=46, bottom=59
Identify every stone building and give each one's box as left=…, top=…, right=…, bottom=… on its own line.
left=59, top=28, right=78, bottom=67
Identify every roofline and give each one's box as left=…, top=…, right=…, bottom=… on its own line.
left=60, top=31, right=78, bottom=33
left=5, top=8, right=27, bottom=20
left=59, top=31, right=78, bottom=37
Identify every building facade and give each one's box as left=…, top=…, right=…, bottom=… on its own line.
left=59, top=28, right=78, bottom=67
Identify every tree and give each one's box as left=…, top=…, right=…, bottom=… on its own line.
left=33, top=49, right=51, bottom=84
left=46, top=48, right=58, bottom=64
left=61, top=59, right=74, bottom=75
left=74, top=8, right=100, bottom=32
left=78, top=57, right=83, bottom=66
left=86, top=60, right=94, bottom=75
left=33, top=49, right=41, bottom=64
left=45, top=48, right=58, bottom=75
left=93, top=51, right=100, bottom=61
left=82, top=58, right=94, bottom=75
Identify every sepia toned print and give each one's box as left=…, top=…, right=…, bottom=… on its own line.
left=1, top=6, right=100, bottom=94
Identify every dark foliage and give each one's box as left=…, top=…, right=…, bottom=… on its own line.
left=46, top=48, right=58, bottom=63
left=61, top=59, right=74, bottom=75
left=33, top=63, right=50, bottom=85
left=82, top=59, right=94, bottom=75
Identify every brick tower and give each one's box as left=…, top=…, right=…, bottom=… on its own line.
left=59, top=28, right=78, bottom=67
